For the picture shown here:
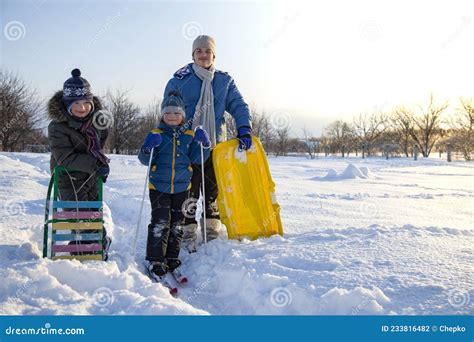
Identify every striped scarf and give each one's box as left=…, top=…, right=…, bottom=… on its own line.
left=79, top=119, right=110, bottom=166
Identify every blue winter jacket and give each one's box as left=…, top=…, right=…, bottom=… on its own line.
left=138, top=122, right=210, bottom=194
left=164, top=63, right=252, bottom=143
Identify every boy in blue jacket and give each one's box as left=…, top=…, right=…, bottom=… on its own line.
left=138, top=90, right=210, bottom=280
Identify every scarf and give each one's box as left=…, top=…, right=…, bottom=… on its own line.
left=191, top=63, right=217, bottom=147
left=79, top=118, right=110, bottom=166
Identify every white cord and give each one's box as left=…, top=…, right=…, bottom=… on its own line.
left=64, top=169, right=82, bottom=256
left=132, top=147, right=154, bottom=260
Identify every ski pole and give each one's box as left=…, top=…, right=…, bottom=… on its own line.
left=194, top=126, right=208, bottom=253
left=201, top=141, right=207, bottom=248
left=132, top=147, right=154, bottom=259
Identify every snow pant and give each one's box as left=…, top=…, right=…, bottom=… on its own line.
left=58, top=181, right=109, bottom=254
left=146, top=189, right=188, bottom=267
left=184, top=150, right=220, bottom=224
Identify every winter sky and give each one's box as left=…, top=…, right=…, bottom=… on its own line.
left=1, top=0, right=474, bottom=135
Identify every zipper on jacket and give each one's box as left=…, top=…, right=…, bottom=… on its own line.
left=171, top=132, right=177, bottom=193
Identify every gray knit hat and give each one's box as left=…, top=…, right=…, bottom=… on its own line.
left=161, top=90, right=185, bottom=117
left=192, top=35, right=216, bottom=57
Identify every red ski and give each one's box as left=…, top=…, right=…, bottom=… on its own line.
left=143, top=262, right=178, bottom=296
left=171, top=268, right=188, bottom=285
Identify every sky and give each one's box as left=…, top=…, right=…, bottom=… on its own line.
left=1, top=0, right=474, bottom=135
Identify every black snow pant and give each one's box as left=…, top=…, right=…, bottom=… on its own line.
left=183, top=149, right=220, bottom=225
left=146, top=189, right=188, bottom=268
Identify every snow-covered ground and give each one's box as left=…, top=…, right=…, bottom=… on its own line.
left=0, top=152, right=473, bottom=315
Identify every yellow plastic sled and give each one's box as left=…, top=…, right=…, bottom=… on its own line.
left=212, top=137, right=283, bottom=240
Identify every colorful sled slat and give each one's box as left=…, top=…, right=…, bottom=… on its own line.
left=52, top=255, right=103, bottom=261
left=212, top=137, right=283, bottom=240
left=52, top=243, right=103, bottom=253
left=52, top=233, right=103, bottom=242
left=53, top=201, right=102, bottom=209
left=43, top=166, right=107, bottom=261
left=53, top=211, right=103, bottom=220
left=52, top=221, right=103, bottom=230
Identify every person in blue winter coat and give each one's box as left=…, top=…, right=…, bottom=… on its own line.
left=164, top=35, right=253, bottom=252
left=138, top=90, right=210, bottom=280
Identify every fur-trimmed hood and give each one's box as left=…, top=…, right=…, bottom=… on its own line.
left=47, top=90, right=103, bottom=122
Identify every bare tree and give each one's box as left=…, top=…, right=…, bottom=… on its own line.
left=390, top=108, right=414, bottom=157
left=224, top=108, right=274, bottom=153
left=325, top=120, right=353, bottom=157
left=224, top=112, right=237, bottom=140
left=302, top=127, right=319, bottom=159
left=407, top=95, right=448, bottom=157
left=128, top=97, right=162, bottom=152
left=105, top=89, right=141, bottom=154
left=287, top=137, right=305, bottom=154
left=352, top=112, right=387, bottom=157
left=274, top=126, right=290, bottom=157
left=448, top=97, right=474, bottom=160
left=251, top=109, right=274, bottom=153
left=0, top=70, right=43, bottom=151
left=143, top=96, right=161, bottom=131
left=251, top=109, right=268, bottom=139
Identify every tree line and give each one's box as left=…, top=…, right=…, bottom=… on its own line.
left=1, top=70, right=473, bottom=161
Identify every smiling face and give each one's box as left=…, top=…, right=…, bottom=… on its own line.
left=163, top=111, right=184, bottom=126
left=69, top=100, right=92, bottom=118
left=193, top=47, right=215, bottom=69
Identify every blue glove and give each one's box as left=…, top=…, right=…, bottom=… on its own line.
left=142, top=132, right=162, bottom=153
left=97, top=165, right=110, bottom=183
left=194, top=127, right=211, bottom=148
left=237, top=127, right=252, bottom=150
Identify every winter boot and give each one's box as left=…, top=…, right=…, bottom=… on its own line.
left=167, top=258, right=182, bottom=272
left=182, top=223, right=198, bottom=253
left=202, top=218, right=220, bottom=242
left=167, top=258, right=188, bottom=285
left=148, top=261, right=168, bottom=280
left=103, top=236, right=112, bottom=261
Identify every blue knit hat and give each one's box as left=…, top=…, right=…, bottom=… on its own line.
left=62, top=68, right=93, bottom=109
left=161, top=90, right=185, bottom=117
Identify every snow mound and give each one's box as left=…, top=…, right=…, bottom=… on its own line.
left=319, top=286, right=391, bottom=314
left=315, top=164, right=372, bottom=181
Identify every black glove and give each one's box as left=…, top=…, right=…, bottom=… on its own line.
left=97, top=164, right=110, bottom=183
left=237, top=126, right=252, bottom=150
